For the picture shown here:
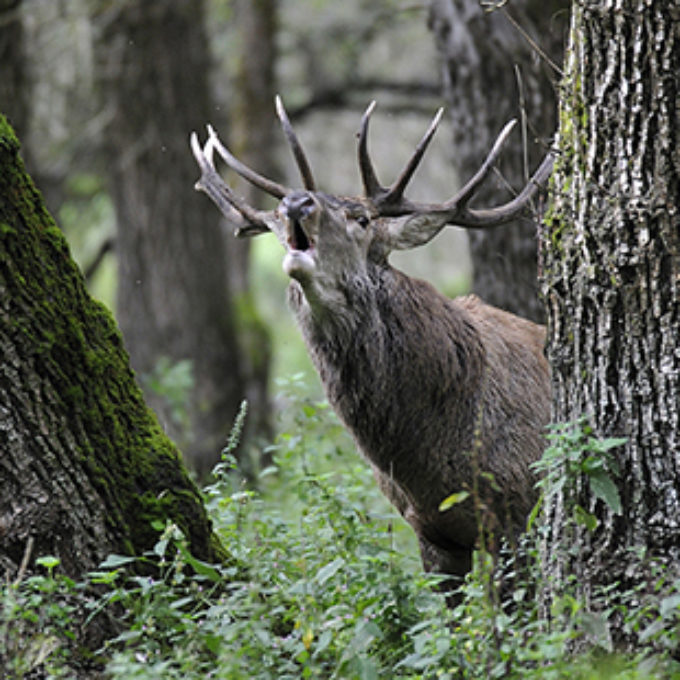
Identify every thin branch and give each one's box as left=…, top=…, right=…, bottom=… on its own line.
left=13, top=536, right=34, bottom=586
left=501, top=7, right=564, bottom=76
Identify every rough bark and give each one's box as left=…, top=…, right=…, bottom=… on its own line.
left=95, top=0, right=263, bottom=477
left=428, top=0, right=568, bottom=322
left=0, top=116, right=225, bottom=579
left=539, top=0, right=680, bottom=639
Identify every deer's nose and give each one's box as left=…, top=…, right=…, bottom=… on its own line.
left=282, top=192, right=316, bottom=221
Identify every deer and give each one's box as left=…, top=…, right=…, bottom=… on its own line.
left=190, top=97, right=552, bottom=584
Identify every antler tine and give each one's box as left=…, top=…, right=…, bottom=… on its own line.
left=357, top=100, right=384, bottom=198
left=383, top=107, right=444, bottom=205
left=444, top=119, right=517, bottom=211
left=190, top=130, right=271, bottom=236
left=206, top=124, right=289, bottom=200
left=275, top=95, right=316, bottom=191
left=384, top=123, right=554, bottom=250
left=452, top=150, right=555, bottom=228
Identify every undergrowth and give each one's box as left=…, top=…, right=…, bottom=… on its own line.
left=2, top=379, right=680, bottom=678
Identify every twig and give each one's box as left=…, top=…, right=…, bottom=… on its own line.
left=13, top=535, right=34, bottom=586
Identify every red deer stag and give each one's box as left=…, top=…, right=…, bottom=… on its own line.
left=190, top=98, right=552, bottom=582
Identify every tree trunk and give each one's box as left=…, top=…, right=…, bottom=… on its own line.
left=428, top=0, right=568, bottom=322
left=539, top=0, right=679, bottom=643
left=223, top=0, right=278, bottom=455
left=0, top=116, right=225, bottom=579
left=0, top=0, right=27, bottom=141
left=95, top=0, right=265, bottom=477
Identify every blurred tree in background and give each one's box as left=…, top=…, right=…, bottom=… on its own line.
left=429, top=0, right=568, bottom=321
left=0, top=0, right=28, bottom=141
left=93, top=0, right=268, bottom=478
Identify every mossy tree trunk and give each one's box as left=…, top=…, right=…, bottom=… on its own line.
left=428, top=0, right=568, bottom=322
left=0, top=116, right=225, bottom=579
left=539, top=0, right=679, bottom=643
left=94, top=0, right=269, bottom=478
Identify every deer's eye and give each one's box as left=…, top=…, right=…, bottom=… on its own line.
left=356, top=215, right=370, bottom=229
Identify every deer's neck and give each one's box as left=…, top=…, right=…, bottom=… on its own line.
left=287, top=265, right=485, bottom=476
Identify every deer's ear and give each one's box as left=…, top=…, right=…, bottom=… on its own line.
left=384, top=213, right=448, bottom=251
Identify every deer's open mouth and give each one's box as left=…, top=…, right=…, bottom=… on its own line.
left=287, top=218, right=314, bottom=252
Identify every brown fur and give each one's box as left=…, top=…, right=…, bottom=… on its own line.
left=287, top=243, right=550, bottom=580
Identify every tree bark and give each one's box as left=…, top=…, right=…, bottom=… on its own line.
left=0, top=0, right=27, bottom=141
left=539, top=0, right=680, bottom=642
left=95, top=0, right=265, bottom=477
left=0, top=116, right=225, bottom=579
left=223, top=0, right=278, bottom=455
left=428, top=0, right=568, bottom=322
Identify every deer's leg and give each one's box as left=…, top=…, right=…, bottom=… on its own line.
left=417, top=534, right=471, bottom=579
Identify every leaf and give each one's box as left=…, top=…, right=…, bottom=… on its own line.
left=312, top=630, right=333, bottom=658
left=639, top=617, right=664, bottom=643
left=314, top=557, right=345, bottom=585
left=526, top=495, right=543, bottom=532
left=439, top=491, right=470, bottom=512
left=35, top=555, right=60, bottom=570
left=176, top=544, right=222, bottom=582
left=88, top=570, right=121, bottom=585
left=588, top=470, right=622, bottom=514
left=153, top=538, right=169, bottom=558
left=98, top=554, right=136, bottom=569
left=573, top=504, right=598, bottom=531
left=581, top=611, right=612, bottom=651
left=302, top=627, right=314, bottom=650
left=660, top=593, right=680, bottom=619
left=581, top=455, right=604, bottom=474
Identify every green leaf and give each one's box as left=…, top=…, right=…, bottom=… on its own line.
left=526, top=495, right=543, bottom=532
left=573, top=504, right=598, bottom=531
left=99, top=553, right=136, bottom=569
left=588, top=470, right=622, bottom=514
left=35, top=555, right=60, bottom=570
left=176, top=544, right=222, bottom=582
left=439, top=491, right=470, bottom=512
left=660, top=593, right=680, bottom=619
left=153, top=538, right=169, bottom=558
left=581, top=455, right=604, bottom=473
left=314, top=557, right=345, bottom=585
left=88, top=570, right=121, bottom=585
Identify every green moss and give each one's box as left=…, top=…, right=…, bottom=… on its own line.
left=0, top=114, right=227, bottom=566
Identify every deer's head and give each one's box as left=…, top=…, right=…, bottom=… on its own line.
left=190, top=98, right=552, bottom=305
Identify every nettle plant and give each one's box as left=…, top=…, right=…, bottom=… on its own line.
left=530, top=418, right=625, bottom=531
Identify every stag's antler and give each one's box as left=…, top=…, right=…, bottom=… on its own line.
left=358, top=101, right=444, bottom=209
left=358, top=101, right=553, bottom=228
left=190, top=96, right=317, bottom=236
left=190, top=97, right=554, bottom=237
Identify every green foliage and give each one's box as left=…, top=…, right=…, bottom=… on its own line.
left=1, top=554, right=81, bottom=678
left=3, top=397, right=680, bottom=678
left=531, top=419, right=626, bottom=531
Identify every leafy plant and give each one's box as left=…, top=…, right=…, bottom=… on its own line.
left=4, top=397, right=680, bottom=678
left=0, top=551, right=81, bottom=678
left=531, top=419, right=626, bottom=530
